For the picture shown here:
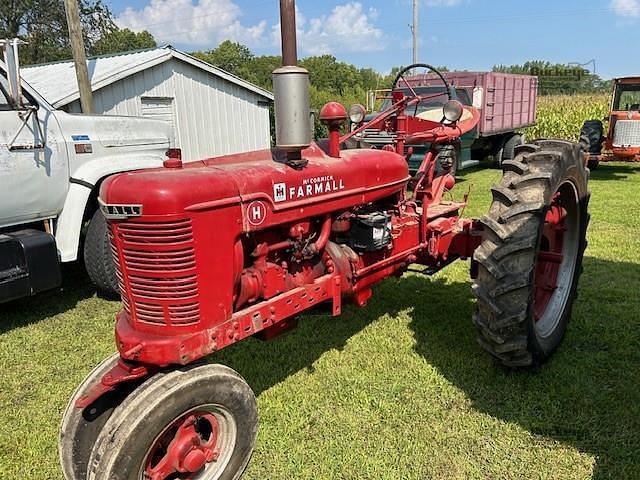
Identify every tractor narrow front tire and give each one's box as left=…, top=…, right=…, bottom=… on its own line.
left=87, top=363, right=258, bottom=480
left=472, top=140, right=590, bottom=367
left=59, top=353, right=122, bottom=480
left=84, top=209, right=119, bottom=299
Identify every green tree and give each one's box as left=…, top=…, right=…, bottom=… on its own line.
left=244, top=55, right=281, bottom=90
left=192, top=40, right=254, bottom=78
left=300, top=55, right=361, bottom=95
left=0, top=0, right=115, bottom=65
left=91, top=28, right=156, bottom=56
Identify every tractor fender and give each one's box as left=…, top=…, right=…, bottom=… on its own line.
left=56, top=154, right=166, bottom=262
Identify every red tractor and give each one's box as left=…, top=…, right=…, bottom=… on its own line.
left=60, top=2, right=591, bottom=478
left=581, top=76, right=640, bottom=170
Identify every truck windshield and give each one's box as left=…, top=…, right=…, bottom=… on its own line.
left=380, top=87, right=472, bottom=116
left=613, top=84, right=640, bottom=111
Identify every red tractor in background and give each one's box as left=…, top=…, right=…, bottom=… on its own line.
left=581, top=76, right=640, bottom=170
left=59, top=2, right=591, bottom=479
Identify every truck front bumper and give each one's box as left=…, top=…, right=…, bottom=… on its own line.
left=0, top=230, right=61, bottom=303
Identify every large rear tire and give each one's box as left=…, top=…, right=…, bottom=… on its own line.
left=87, top=363, right=258, bottom=480
left=472, top=140, right=590, bottom=367
left=84, top=209, right=119, bottom=299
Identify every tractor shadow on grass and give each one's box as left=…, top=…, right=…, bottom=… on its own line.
left=0, top=262, right=97, bottom=334
left=399, top=256, right=639, bottom=480
left=206, top=255, right=639, bottom=479
left=589, top=162, right=640, bottom=182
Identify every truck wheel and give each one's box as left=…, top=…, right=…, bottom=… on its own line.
left=494, top=133, right=524, bottom=167
left=579, top=120, right=604, bottom=171
left=84, top=209, right=119, bottom=299
left=87, top=363, right=258, bottom=480
left=59, top=353, right=130, bottom=480
left=472, top=140, right=590, bottom=367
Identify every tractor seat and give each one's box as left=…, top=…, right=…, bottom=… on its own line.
left=416, top=107, right=474, bottom=123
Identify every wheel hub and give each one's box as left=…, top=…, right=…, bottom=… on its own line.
left=144, top=412, right=220, bottom=479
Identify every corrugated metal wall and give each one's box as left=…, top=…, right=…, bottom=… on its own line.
left=66, top=59, right=271, bottom=161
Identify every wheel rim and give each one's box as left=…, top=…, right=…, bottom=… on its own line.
left=140, top=404, right=237, bottom=480
left=533, top=181, right=580, bottom=338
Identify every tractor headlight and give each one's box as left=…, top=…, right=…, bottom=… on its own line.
left=443, top=100, right=464, bottom=123
left=349, top=104, right=366, bottom=125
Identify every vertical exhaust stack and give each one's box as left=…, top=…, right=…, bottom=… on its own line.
left=273, top=0, right=311, bottom=161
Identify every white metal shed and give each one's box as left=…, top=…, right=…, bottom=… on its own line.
left=21, top=46, right=274, bottom=161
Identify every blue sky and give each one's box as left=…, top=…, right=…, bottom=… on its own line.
left=104, top=0, right=640, bottom=79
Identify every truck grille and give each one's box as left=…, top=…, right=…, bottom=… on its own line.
left=613, top=120, right=640, bottom=147
left=359, top=128, right=396, bottom=146
left=111, top=218, right=200, bottom=326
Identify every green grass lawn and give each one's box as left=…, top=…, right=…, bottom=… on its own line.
left=1, top=162, right=639, bottom=480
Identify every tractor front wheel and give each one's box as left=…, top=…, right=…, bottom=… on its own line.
left=59, top=353, right=133, bottom=480
left=87, top=363, right=258, bottom=480
left=472, top=140, right=590, bottom=367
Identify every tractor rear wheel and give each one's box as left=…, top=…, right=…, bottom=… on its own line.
left=472, top=140, right=590, bottom=367
left=87, top=363, right=258, bottom=480
left=579, top=120, right=604, bottom=171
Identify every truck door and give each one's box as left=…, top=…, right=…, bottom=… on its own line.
left=0, top=80, right=68, bottom=227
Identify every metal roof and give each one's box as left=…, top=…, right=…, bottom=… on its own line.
left=21, top=46, right=273, bottom=108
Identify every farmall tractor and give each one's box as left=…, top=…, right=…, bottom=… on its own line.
left=581, top=76, right=640, bottom=170
left=60, top=2, right=591, bottom=479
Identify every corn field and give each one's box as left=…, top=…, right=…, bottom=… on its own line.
left=525, top=93, right=610, bottom=141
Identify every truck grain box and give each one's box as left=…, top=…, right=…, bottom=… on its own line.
left=0, top=39, right=174, bottom=304
left=361, top=71, right=539, bottom=172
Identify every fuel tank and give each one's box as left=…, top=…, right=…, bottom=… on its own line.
left=101, top=143, right=410, bottom=228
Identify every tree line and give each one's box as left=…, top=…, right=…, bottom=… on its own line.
left=0, top=0, right=156, bottom=64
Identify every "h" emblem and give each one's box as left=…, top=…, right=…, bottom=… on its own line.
left=247, top=201, right=267, bottom=226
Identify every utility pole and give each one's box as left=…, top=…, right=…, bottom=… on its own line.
left=63, top=0, right=93, bottom=113
left=412, top=0, right=418, bottom=65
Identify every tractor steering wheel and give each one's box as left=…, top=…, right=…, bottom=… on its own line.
left=392, top=64, right=455, bottom=118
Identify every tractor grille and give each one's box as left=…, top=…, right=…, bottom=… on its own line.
left=613, top=120, right=640, bottom=147
left=359, top=128, right=396, bottom=146
left=111, top=218, right=200, bottom=326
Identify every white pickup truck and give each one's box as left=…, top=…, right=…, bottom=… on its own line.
left=0, top=39, right=174, bottom=303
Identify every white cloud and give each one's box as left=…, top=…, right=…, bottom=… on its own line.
left=117, top=0, right=385, bottom=54
left=611, top=0, right=640, bottom=17
left=116, top=0, right=266, bottom=47
left=273, top=2, right=385, bottom=55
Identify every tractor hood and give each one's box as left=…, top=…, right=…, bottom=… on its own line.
left=100, top=143, right=410, bottom=221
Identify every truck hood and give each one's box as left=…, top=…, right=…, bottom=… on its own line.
left=55, top=112, right=173, bottom=148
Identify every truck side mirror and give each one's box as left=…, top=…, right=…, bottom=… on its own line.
left=1, top=38, right=26, bottom=108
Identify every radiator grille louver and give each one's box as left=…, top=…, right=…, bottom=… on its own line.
left=110, top=218, right=200, bottom=326
left=613, top=120, right=640, bottom=147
